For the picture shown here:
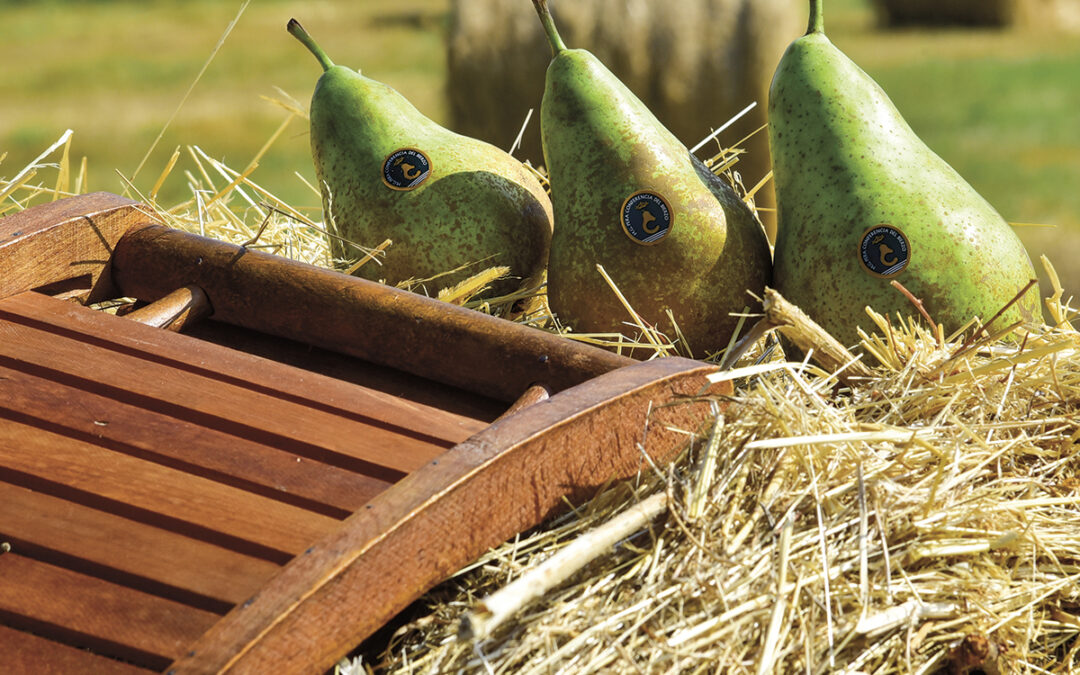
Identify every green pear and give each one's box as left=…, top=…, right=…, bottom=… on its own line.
left=288, top=19, right=552, bottom=295
left=531, top=1, right=772, bottom=358
left=768, top=0, right=1040, bottom=348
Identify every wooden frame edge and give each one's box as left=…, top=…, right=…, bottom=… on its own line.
left=110, top=224, right=635, bottom=402
left=0, top=192, right=149, bottom=302
left=167, top=356, right=730, bottom=673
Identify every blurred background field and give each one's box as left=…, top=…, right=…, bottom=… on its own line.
left=2, top=0, right=1078, bottom=297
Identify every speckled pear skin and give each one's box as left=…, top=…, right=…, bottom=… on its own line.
left=538, top=25, right=772, bottom=357
left=290, top=20, right=552, bottom=295
left=768, top=1, right=1040, bottom=348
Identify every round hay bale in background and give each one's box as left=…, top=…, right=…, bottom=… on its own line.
left=873, top=0, right=1080, bottom=29
left=446, top=0, right=802, bottom=239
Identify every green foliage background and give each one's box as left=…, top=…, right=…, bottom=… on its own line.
left=2, top=0, right=1078, bottom=293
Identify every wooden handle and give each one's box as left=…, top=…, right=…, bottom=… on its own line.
left=110, top=225, right=636, bottom=403
left=494, top=383, right=552, bottom=422
left=124, top=285, right=212, bottom=332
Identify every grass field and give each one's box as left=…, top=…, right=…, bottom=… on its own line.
left=1, top=0, right=450, bottom=214
left=2, top=0, right=1078, bottom=293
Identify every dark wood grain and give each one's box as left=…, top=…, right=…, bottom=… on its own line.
left=0, top=415, right=337, bottom=558
left=0, top=300, right=450, bottom=476
left=0, top=623, right=153, bottom=675
left=168, top=357, right=730, bottom=674
left=2, top=291, right=488, bottom=449
left=0, top=481, right=279, bottom=608
left=183, top=319, right=507, bottom=424
left=0, top=554, right=219, bottom=669
left=0, top=363, right=393, bottom=516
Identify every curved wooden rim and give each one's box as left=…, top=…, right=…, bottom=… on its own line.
left=167, top=357, right=729, bottom=674
left=0, top=193, right=147, bottom=302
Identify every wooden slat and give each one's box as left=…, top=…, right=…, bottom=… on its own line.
left=169, top=357, right=729, bottom=673
left=0, top=416, right=336, bottom=559
left=0, top=554, right=217, bottom=669
left=125, top=284, right=211, bottom=332
left=0, top=623, right=152, bottom=675
left=185, top=320, right=507, bottom=424
left=0, top=310, right=447, bottom=477
left=0, top=481, right=279, bottom=607
left=0, top=363, right=392, bottom=515
left=110, top=224, right=636, bottom=402
left=2, top=291, right=488, bottom=447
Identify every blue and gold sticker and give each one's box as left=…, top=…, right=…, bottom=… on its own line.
left=382, top=148, right=431, bottom=190
left=620, top=191, right=672, bottom=245
left=859, top=225, right=910, bottom=277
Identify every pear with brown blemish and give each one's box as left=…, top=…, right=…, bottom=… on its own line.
left=532, top=1, right=772, bottom=357
left=289, top=19, right=552, bottom=295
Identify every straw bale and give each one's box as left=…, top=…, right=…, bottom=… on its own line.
left=446, top=0, right=802, bottom=237
left=349, top=299, right=1080, bottom=673
left=873, top=0, right=1080, bottom=31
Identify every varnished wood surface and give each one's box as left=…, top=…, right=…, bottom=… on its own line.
left=183, top=320, right=507, bottom=424
left=1, top=291, right=486, bottom=453
left=0, top=289, right=511, bottom=670
left=0, top=624, right=152, bottom=675
left=125, top=285, right=212, bottom=332
left=0, top=396, right=337, bottom=558
left=0, top=554, right=218, bottom=670
left=2, top=481, right=279, bottom=609
left=0, top=192, right=147, bottom=302
left=168, top=357, right=729, bottom=674
left=1, top=194, right=733, bottom=674
left=0, top=362, right=393, bottom=517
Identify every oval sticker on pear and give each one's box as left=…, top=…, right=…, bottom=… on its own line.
left=620, top=191, right=672, bottom=245
left=859, top=225, right=910, bottom=278
left=382, top=148, right=431, bottom=190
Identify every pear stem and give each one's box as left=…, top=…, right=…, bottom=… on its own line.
left=531, top=0, right=568, bottom=55
left=808, top=0, right=824, bottom=34
left=288, top=18, right=335, bottom=72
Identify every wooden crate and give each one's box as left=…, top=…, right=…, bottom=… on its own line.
left=0, top=193, right=728, bottom=673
